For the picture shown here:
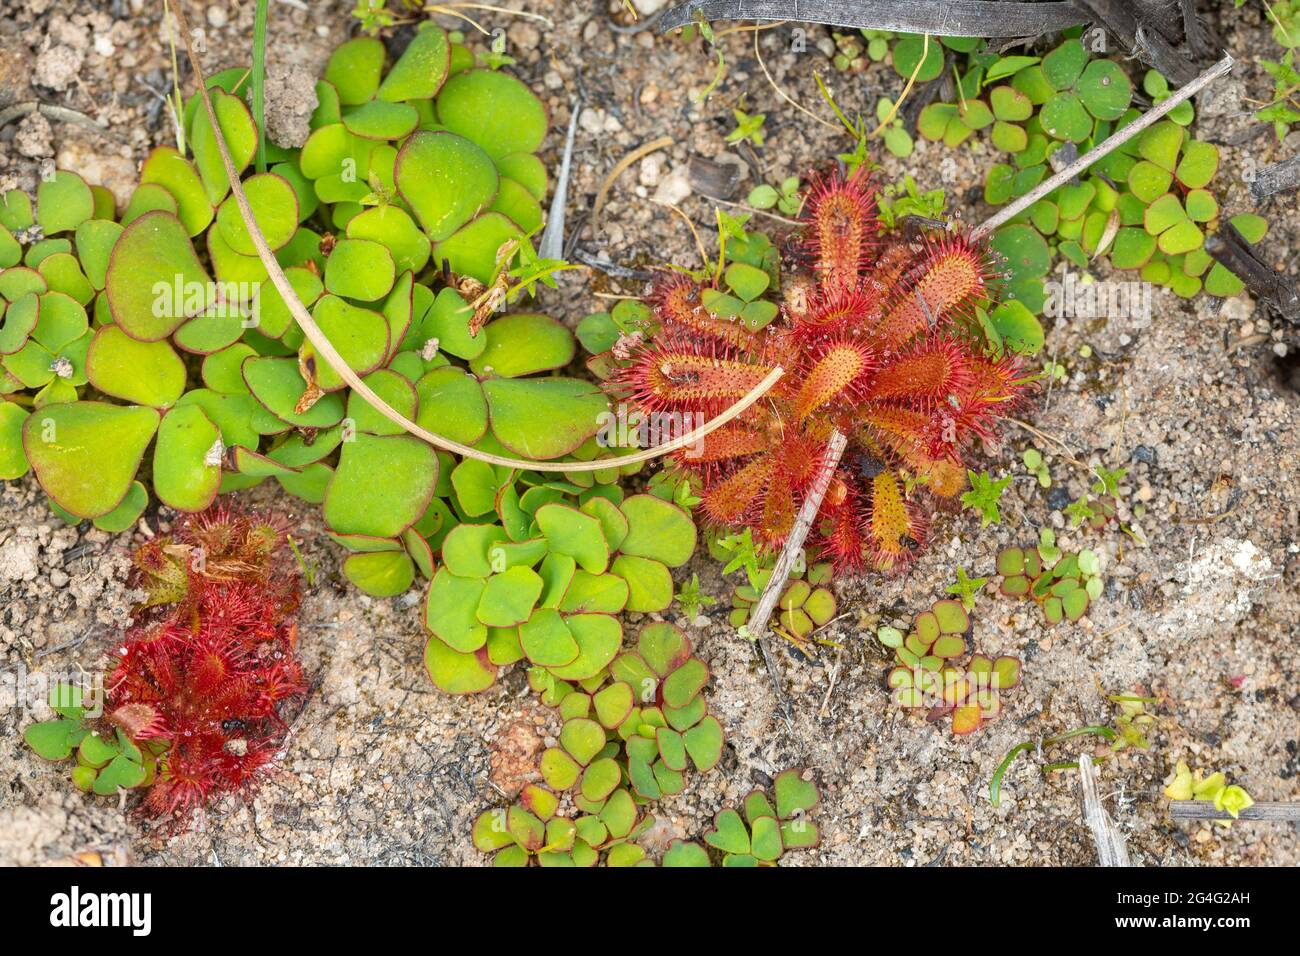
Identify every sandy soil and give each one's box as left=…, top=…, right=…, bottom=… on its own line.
left=1, top=0, right=1297, bottom=866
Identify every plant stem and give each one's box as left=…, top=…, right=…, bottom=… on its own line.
left=252, top=0, right=269, bottom=172
left=743, top=429, right=848, bottom=737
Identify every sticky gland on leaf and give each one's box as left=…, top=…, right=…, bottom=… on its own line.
left=609, top=164, right=1027, bottom=574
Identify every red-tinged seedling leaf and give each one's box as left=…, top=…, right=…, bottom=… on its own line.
left=656, top=726, right=687, bottom=772
left=943, top=676, right=973, bottom=708
left=535, top=502, right=609, bottom=574
left=540, top=747, right=582, bottom=791
left=743, top=791, right=777, bottom=826
left=661, top=657, right=708, bottom=709
left=574, top=815, right=607, bottom=848
left=887, top=666, right=914, bottom=689
left=932, top=599, right=969, bottom=634
left=580, top=758, right=622, bottom=803
left=617, top=494, right=697, bottom=568
left=951, top=704, right=983, bottom=735
left=704, top=808, right=752, bottom=856
left=476, top=566, right=543, bottom=627
left=931, top=635, right=967, bottom=659
left=599, top=788, right=638, bottom=840
left=975, top=688, right=1003, bottom=720
left=663, top=694, right=707, bottom=732
left=652, top=759, right=686, bottom=796
left=781, top=817, right=820, bottom=850
left=559, top=717, right=605, bottom=767
left=749, top=815, right=784, bottom=862
left=1001, top=573, right=1030, bottom=597
left=593, top=681, right=634, bottom=729
left=472, top=808, right=514, bottom=852
left=23, top=401, right=159, bottom=519
left=682, top=715, right=724, bottom=772
left=24, top=719, right=79, bottom=760
left=424, top=634, right=496, bottom=694
left=506, top=804, right=545, bottom=852
left=519, top=784, right=558, bottom=821
left=904, top=632, right=931, bottom=658
left=493, top=844, right=528, bottom=867
left=636, top=621, right=691, bottom=678
left=424, top=570, right=488, bottom=653
left=547, top=613, right=622, bottom=682
left=661, top=839, right=711, bottom=867
left=774, top=768, right=821, bottom=820
left=1063, top=588, right=1089, bottom=622
left=913, top=610, right=940, bottom=644
left=993, top=656, right=1022, bottom=689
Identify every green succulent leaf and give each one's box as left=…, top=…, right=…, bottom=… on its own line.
left=23, top=401, right=159, bottom=518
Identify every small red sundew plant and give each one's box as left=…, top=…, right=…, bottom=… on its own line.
left=107, top=507, right=305, bottom=824
left=611, top=165, right=1032, bottom=573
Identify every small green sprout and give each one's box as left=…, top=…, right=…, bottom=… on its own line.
left=961, top=470, right=1013, bottom=527
left=1022, top=448, right=1051, bottom=487
left=876, top=97, right=914, bottom=157
left=990, top=691, right=1152, bottom=805
left=675, top=573, right=716, bottom=621
left=747, top=176, right=802, bottom=216
left=726, top=106, right=767, bottom=147
left=1164, top=760, right=1255, bottom=826
left=997, top=539, right=1100, bottom=624
left=946, top=566, right=989, bottom=612
left=875, top=175, right=946, bottom=230
left=23, top=683, right=155, bottom=796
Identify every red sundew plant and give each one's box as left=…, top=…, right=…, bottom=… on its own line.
left=106, top=508, right=305, bottom=823
left=612, top=166, right=1031, bottom=573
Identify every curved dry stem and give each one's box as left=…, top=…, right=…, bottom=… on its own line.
left=171, top=0, right=783, bottom=472
left=870, top=33, right=927, bottom=138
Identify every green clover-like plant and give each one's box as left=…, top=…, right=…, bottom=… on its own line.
left=23, top=683, right=155, bottom=796
left=471, top=782, right=655, bottom=867
left=997, top=539, right=1104, bottom=625
left=0, top=25, right=626, bottom=620
left=879, top=599, right=1022, bottom=735
left=730, top=560, right=836, bottom=641
left=422, top=488, right=697, bottom=694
